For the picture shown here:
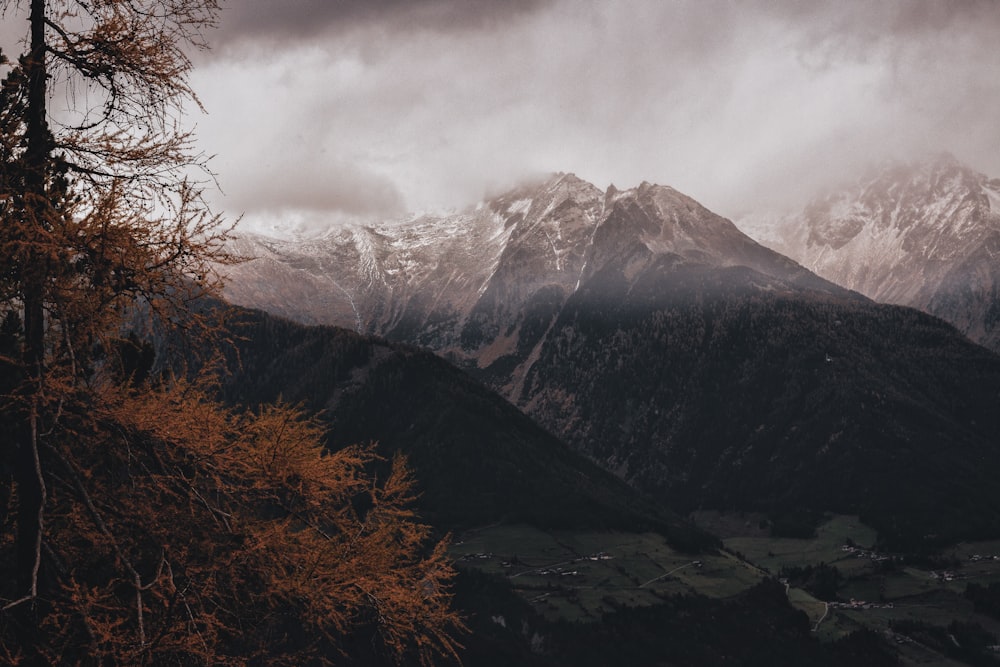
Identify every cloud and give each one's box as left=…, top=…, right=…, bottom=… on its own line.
left=212, top=0, right=551, bottom=49
left=191, top=47, right=409, bottom=226
left=188, top=0, right=1000, bottom=231
left=225, top=159, right=405, bottom=218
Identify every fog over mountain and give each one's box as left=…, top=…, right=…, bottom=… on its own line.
left=3, top=2, right=999, bottom=236
left=738, top=153, right=1000, bottom=352
left=129, top=1, right=1000, bottom=234
left=4, top=1, right=997, bottom=236
left=223, top=171, right=1000, bottom=548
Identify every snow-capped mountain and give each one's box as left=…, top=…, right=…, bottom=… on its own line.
left=222, top=172, right=1000, bottom=548
left=737, top=154, right=1000, bottom=351
left=223, top=172, right=848, bottom=392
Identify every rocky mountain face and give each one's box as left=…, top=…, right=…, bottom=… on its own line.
left=225, top=174, right=613, bottom=387
left=737, top=154, right=1000, bottom=352
left=223, top=173, right=1000, bottom=547
left=225, top=173, right=848, bottom=392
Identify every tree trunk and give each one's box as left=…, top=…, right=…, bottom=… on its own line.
left=14, top=0, right=49, bottom=606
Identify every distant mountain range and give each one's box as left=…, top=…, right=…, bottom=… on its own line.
left=737, top=153, right=1000, bottom=353
left=222, top=167, right=1000, bottom=547
left=224, top=173, right=847, bottom=391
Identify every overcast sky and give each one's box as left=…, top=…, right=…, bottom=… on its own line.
left=6, top=0, right=1000, bottom=234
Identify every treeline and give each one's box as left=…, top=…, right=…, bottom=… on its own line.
left=965, top=582, right=1000, bottom=620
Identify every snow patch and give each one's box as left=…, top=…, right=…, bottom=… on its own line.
left=984, top=184, right=1000, bottom=218
left=506, top=198, right=533, bottom=216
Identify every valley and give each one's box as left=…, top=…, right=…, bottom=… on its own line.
left=452, top=514, right=1000, bottom=666
left=451, top=525, right=758, bottom=621
left=6, top=1, right=999, bottom=664
left=217, top=164, right=1000, bottom=665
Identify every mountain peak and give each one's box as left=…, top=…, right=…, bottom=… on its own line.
left=867, top=152, right=975, bottom=190
left=740, top=155, right=1000, bottom=351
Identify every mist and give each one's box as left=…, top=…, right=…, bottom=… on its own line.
left=6, top=1, right=1000, bottom=233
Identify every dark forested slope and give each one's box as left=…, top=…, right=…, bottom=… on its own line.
left=222, top=175, right=1000, bottom=549
left=212, top=307, right=711, bottom=549
left=519, top=261, right=1000, bottom=547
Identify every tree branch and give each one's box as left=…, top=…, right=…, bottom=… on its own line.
left=47, top=442, right=152, bottom=648
left=28, top=407, right=45, bottom=600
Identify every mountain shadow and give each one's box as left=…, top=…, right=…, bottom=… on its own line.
left=222, top=173, right=1000, bottom=549
left=519, top=262, right=1000, bottom=549
left=211, top=306, right=713, bottom=550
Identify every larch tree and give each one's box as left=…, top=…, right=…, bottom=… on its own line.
left=0, top=1, right=464, bottom=664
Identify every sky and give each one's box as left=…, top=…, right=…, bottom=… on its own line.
left=5, top=0, right=1000, bottom=235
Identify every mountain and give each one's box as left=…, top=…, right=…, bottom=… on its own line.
left=207, top=305, right=709, bottom=548
left=223, top=174, right=607, bottom=377
left=195, top=307, right=917, bottom=667
left=519, top=274, right=1000, bottom=546
left=224, top=173, right=849, bottom=391
left=222, top=174, right=1000, bottom=547
left=737, top=154, right=1000, bottom=353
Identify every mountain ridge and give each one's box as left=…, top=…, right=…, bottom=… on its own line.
left=222, top=171, right=1000, bottom=547
left=737, top=153, right=1000, bottom=352
left=224, top=173, right=859, bottom=392
left=204, top=304, right=709, bottom=546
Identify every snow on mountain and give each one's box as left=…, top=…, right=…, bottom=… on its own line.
left=223, top=172, right=602, bottom=352
left=226, top=154, right=1000, bottom=364
left=220, top=173, right=1000, bottom=544
left=223, top=172, right=855, bottom=398
left=736, top=154, right=1000, bottom=351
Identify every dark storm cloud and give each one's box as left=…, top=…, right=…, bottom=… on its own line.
left=768, top=0, right=1000, bottom=72
left=190, top=0, right=1000, bottom=231
left=214, top=0, right=550, bottom=47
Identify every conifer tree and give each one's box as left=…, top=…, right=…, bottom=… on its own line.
left=0, top=1, right=463, bottom=663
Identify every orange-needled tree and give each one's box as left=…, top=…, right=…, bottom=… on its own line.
left=0, top=1, right=463, bottom=664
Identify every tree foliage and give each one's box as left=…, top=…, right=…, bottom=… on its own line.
left=2, top=379, right=462, bottom=665
left=0, top=1, right=463, bottom=663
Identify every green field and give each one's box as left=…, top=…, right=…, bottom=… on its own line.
left=453, top=515, right=1000, bottom=665
left=719, top=514, right=878, bottom=573
left=720, top=515, right=1000, bottom=665
left=450, top=524, right=764, bottom=621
